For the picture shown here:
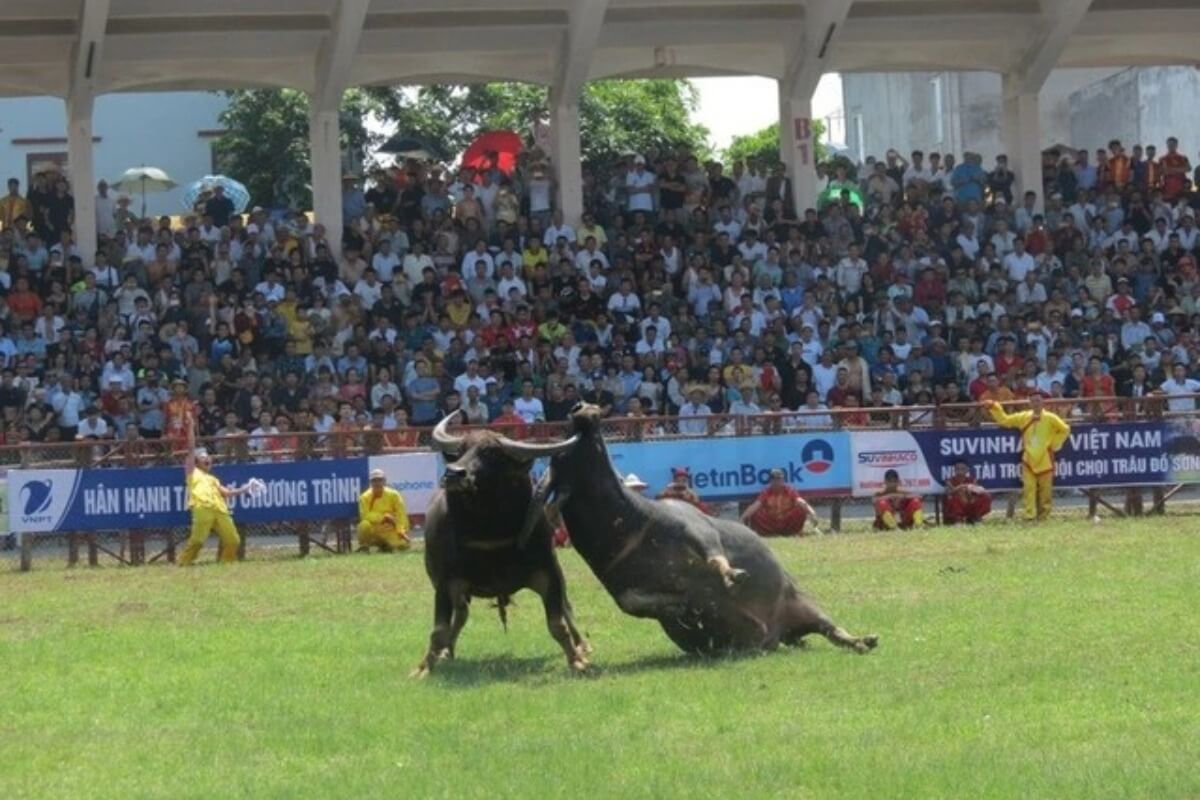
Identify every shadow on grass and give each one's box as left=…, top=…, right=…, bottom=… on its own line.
left=427, top=647, right=791, bottom=688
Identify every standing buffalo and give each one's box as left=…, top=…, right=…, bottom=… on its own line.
left=524, top=404, right=878, bottom=655
left=413, top=412, right=589, bottom=677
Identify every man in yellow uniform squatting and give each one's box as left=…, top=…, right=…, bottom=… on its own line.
left=985, top=395, right=1071, bottom=522
left=181, top=413, right=256, bottom=565
left=357, top=468, right=410, bottom=552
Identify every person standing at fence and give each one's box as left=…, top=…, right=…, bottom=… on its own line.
left=740, top=468, right=822, bottom=536
left=943, top=460, right=992, bottom=525
left=356, top=468, right=411, bottom=553
left=985, top=395, right=1071, bottom=522
left=873, top=469, right=926, bottom=530
left=181, top=414, right=253, bottom=565
left=165, top=377, right=194, bottom=452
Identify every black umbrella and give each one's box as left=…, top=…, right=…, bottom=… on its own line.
left=377, top=134, right=447, bottom=162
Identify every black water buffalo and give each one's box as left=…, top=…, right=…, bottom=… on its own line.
left=412, top=412, right=589, bottom=678
left=524, top=404, right=878, bottom=655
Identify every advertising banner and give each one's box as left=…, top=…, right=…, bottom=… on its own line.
left=8, top=458, right=371, bottom=534
left=850, top=423, right=1172, bottom=496
left=605, top=432, right=852, bottom=501
left=367, top=452, right=441, bottom=516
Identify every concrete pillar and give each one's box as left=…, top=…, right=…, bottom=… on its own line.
left=1001, top=76, right=1043, bottom=211
left=551, top=100, right=583, bottom=226
left=779, top=91, right=819, bottom=215
left=66, top=104, right=96, bottom=267
left=308, top=107, right=343, bottom=259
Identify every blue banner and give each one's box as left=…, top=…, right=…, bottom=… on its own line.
left=605, top=432, right=852, bottom=500
left=9, top=458, right=370, bottom=533
left=850, top=423, right=1172, bottom=496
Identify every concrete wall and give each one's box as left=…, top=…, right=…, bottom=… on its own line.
left=0, top=92, right=227, bottom=217
left=843, top=67, right=1138, bottom=164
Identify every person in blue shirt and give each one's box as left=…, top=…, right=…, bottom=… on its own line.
left=405, top=360, right=441, bottom=425
left=951, top=152, right=986, bottom=204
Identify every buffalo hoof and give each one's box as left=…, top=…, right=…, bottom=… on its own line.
left=724, top=568, right=749, bottom=588
left=410, top=664, right=431, bottom=680
left=568, top=656, right=590, bottom=674
left=854, top=635, right=880, bottom=654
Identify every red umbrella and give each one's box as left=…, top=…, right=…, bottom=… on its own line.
left=461, top=130, right=524, bottom=180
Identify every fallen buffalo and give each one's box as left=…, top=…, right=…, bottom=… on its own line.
left=524, top=404, right=878, bottom=655
left=413, top=412, right=589, bottom=677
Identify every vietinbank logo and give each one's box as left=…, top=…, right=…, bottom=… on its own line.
left=802, top=439, right=835, bottom=474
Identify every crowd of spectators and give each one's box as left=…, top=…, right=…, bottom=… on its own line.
left=1, top=132, right=1200, bottom=456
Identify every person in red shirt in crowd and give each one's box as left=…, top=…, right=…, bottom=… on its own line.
left=873, top=468, right=926, bottom=530
left=506, top=305, right=536, bottom=342
left=7, top=276, right=42, bottom=322
left=967, top=360, right=993, bottom=400
left=164, top=377, right=196, bottom=452
left=993, top=337, right=1023, bottom=379
left=1105, top=277, right=1136, bottom=316
left=491, top=400, right=526, bottom=437
left=913, top=267, right=946, bottom=308
left=741, top=468, right=822, bottom=537
left=943, top=460, right=992, bottom=525
left=266, top=414, right=299, bottom=460
left=1107, top=140, right=1132, bottom=191
left=383, top=408, right=420, bottom=448
left=1159, top=136, right=1191, bottom=200
left=1024, top=216, right=1049, bottom=256
left=554, top=473, right=648, bottom=547
left=1080, top=355, right=1117, bottom=418
left=657, top=466, right=711, bottom=514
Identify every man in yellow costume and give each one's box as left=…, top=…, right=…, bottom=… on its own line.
left=357, top=468, right=410, bottom=552
left=181, top=413, right=255, bottom=565
left=985, top=395, right=1071, bottom=521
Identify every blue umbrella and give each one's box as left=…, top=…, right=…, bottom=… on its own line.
left=182, top=175, right=251, bottom=214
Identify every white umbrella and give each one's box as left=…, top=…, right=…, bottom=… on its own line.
left=112, top=166, right=177, bottom=217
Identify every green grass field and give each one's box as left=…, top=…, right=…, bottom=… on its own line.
left=3, top=516, right=1199, bottom=800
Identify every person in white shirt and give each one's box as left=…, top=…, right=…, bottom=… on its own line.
left=902, top=151, right=933, bottom=193
left=811, top=352, right=839, bottom=400
left=371, top=239, right=400, bottom=283
left=607, top=279, right=642, bottom=320
left=402, top=241, right=434, bottom=285
left=574, top=237, right=609, bottom=272
left=835, top=244, right=868, bottom=295
left=1003, top=238, right=1036, bottom=282
left=990, top=221, right=1017, bottom=259
left=712, top=206, right=742, bottom=241
left=496, top=263, right=527, bottom=299
left=76, top=407, right=109, bottom=440
left=1159, top=363, right=1200, bottom=412
left=255, top=273, right=286, bottom=303
left=1015, top=272, right=1047, bottom=306
left=956, top=222, right=981, bottom=260
left=513, top=380, right=545, bottom=423
left=542, top=209, right=576, bottom=247
left=94, top=180, right=117, bottom=239
left=796, top=390, right=833, bottom=428
left=353, top=270, right=384, bottom=309
left=677, top=387, right=712, bottom=435
left=460, top=241, right=495, bottom=280
left=639, top=306, right=671, bottom=343
left=625, top=155, right=657, bottom=213
left=635, top=326, right=666, bottom=357
left=453, top=361, right=488, bottom=404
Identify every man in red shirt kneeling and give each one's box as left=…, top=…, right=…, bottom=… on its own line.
left=943, top=460, right=992, bottom=525
left=741, top=468, right=822, bottom=536
left=874, top=469, right=926, bottom=530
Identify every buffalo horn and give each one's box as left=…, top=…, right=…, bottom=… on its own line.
left=431, top=410, right=466, bottom=455
left=497, top=434, right=581, bottom=461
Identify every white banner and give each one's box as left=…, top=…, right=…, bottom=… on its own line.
left=368, top=452, right=440, bottom=516
left=850, top=431, right=940, bottom=498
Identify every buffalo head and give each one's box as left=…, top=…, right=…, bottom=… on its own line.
left=432, top=411, right=580, bottom=496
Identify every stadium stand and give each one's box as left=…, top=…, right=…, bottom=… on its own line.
left=1, top=138, right=1199, bottom=467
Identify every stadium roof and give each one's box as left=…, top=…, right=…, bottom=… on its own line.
left=2, top=0, right=1198, bottom=101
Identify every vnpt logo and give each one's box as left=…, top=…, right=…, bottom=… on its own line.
left=802, top=439, right=835, bottom=474
left=857, top=450, right=919, bottom=468
left=21, top=480, right=54, bottom=516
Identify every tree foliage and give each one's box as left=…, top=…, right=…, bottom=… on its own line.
left=213, top=88, right=380, bottom=209
left=366, top=80, right=711, bottom=166
left=723, top=120, right=828, bottom=167
left=215, top=80, right=712, bottom=209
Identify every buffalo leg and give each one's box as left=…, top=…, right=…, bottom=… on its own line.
left=780, top=593, right=878, bottom=654
left=446, top=597, right=471, bottom=659
left=707, top=555, right=748, bottom=588
left=529, top=570, right=589, bottom=672
left=412, top=585, right=455, bottom=678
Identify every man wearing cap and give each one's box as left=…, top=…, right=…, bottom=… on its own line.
left=357, top=468, right=410, bottom=553
left=741, top=468, right=821, bottom=537
left=985, top=394, right=1071, bottom=522
left=657, top=467, right=711, bottom=514
left=181, top=415, right=253, bottom=565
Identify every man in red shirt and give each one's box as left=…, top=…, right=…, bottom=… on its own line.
left=943, top=460, right=992, bottom=525
left=164, top=377, right=195, bottom=451
left=741, top=468, right=821, bottom=536
left=1160, top=137, right=1191, bottom=201
left=1107, top=140, right=1132, bottom=192
left=874, top=469, right=925, bottom=530
left=657, top=467, right=711, bottom=515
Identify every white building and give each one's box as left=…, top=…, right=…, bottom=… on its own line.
left=843, top=67, right=1200, bottom=165
left=0, top=91, right=226, bottom=218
